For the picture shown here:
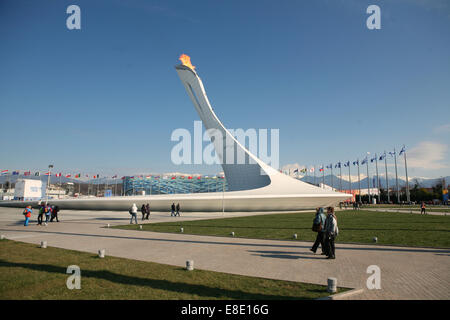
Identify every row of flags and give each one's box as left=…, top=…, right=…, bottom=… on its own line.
left=0, top=169, right=225, bottom=181
left=289, top=146, right=406, bottom=174
left=1, top=170, right=103, bottom=179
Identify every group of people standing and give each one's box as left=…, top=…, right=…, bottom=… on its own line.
left=310, top=207, right=339, bottom=259
left=22, top=202, right=60, bottom=226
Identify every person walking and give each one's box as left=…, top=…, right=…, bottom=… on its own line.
left=420, top=202, right=426, bottom=215
left=129, top=203, right=138, bottom=224
left=145, top=203, right=150, bottom=220
left=141, top=204, right=147, bottom=221
left=37, top=202, right=45, bottom=226
left=23, top=206, right=32, bottom=226
left=44, top=204, right=52, bottom=225
left=323, top=207, right=339, bottom=259
left=310, top=207, right=327, bottom=254
left=171, top=203, right=175, bottom=217
left=176, top=203, right=180, bottom=217
left=50, top=205, right=60, bottom=222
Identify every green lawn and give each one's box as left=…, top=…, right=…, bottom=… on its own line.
left=114, top=210, right=450, bottom=248
left=0, top=239, right=334, bottom=300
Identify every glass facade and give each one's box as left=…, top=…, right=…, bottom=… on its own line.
left=122, top=176, right=228, bottom=195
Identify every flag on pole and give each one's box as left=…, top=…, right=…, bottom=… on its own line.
left=44, top=172, right=50, bottom=176
left=12, top=171, right=19, bottom=175
left=335, top=162, right=341, bottom=169
left=343, top=161, right=350, bottom=167
left=361, top=157, right=368, bottom=165
left=388, top=151, right=395, bottom=157
left=293, top=168, right=299, bottom=174
left=75, top=174, right=81, bottom=178
left=326, top=164, right=332, bottom=169
left=370, top=156, right=377, bottom=163
left=353, top=160, right=359, bottom=166
left=35, top=172, right=40, bottom=176
left=399, top=146, right=406, bottom=155
left=24, top=171, right=31, bottom=176
left=66, top=174, right=71, bottom=178
left=1, top=170, right=8, bottom=175
left=55, top=173, right=61, bottom=177
left=310, top=167, right=315, bottom=173
left=319, top=166, right=324, bottom=172
left=379, top=153, right=386, bottom=161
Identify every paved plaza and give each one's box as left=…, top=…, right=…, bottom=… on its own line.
left=0, top=207, right=449, bottom=300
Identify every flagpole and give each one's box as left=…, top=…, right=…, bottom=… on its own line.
left=384, top=151, right=390, bottom=203
left=313, top=165, right=316, bottom=185
left=348, top=162, right=352, bottom=196
left=339, top=163, right=342, bottom=192
left=322, top=164, right=325, bottom=187
left=394, top=147, right=400, bottom=203
left=46, top=165, right=53, bottom=203
left=366, top=155, right=371, bottom=204
left=357, top=159, right=361, bottom=203
left=403, top=146, right=410, bottom=203
left=331, top=166, right=334, bottom=190
left=375, top=153, right=380, bottom=204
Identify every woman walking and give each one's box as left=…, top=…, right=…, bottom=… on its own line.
left=129, top=203, right=138, bottom=224
left=324, top=207, right=339, bottom=259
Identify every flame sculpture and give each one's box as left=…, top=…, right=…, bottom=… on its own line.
left=179, top=54, right=195, bottom=70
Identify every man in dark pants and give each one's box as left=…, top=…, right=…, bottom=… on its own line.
left=171, top=203, right=176, bottom=216
left=50, top=205, right=60, bottom=222
left=37, top=202, right=45, bottom=225
left=175, top=203, right=180, bottom=216
left=145, top=203, right=150, bottom=219
left=310, top=207, right=327, bottom=254
left=141, top=204, right=146, bottom=221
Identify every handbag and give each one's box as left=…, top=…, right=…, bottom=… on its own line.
left=312, top=222, right=322, bottom=232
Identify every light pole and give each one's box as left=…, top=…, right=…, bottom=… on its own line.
left=46, top=164, right=53, bottom=203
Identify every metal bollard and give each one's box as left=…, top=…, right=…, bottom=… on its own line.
left=180, top=227, right=184, bottom=233
left=327, top=277, right=337, bottom=293
left=139, top=225, right=143, bottom=230
left=186, top=260, right=194, bottom=271
left=373, top=237, right=378, bottom=243
left=293, top=234, right=297, bottom=239
left=40, top=241, right=47, bottom=248
left=98, top=249, right=105, bottom=258
left=107, top=224, right=110, bottom=228
left=230, top=231, right=235, bottom=237
left=0, top=235, right=5, bottom=240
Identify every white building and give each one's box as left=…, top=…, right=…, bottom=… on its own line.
left=14, top=179, right=43, bottom=201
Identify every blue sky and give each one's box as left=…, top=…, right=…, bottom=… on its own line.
left=1, top=0, right=449, bottom=180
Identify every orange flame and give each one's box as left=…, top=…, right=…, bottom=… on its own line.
left=179, top=54, right=195, bottom=70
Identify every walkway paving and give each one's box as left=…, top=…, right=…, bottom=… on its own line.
left=365, top=208, right=449, bottom=216
left=1, top=207, right=449, bottom=300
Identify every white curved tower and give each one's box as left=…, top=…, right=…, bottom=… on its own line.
left=175, top=58, right=352, bottom=206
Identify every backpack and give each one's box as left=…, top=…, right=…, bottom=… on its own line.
left=312, top=215, right=322, bottom=232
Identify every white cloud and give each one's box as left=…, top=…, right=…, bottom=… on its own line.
left=407, top=141, right=449, bottom=170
